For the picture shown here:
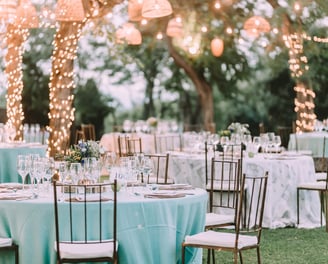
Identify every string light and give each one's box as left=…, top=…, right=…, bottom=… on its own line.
left=284, top=32, right=316, bottom=132
left=48, top=22, right=84, bottom=156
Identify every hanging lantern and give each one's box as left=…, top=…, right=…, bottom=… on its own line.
left=142, top=0, right=172, bottom=18
left=211, top=37, right=224, bottom=57
left=15, top=0, right=39, bottom=29
left=128, top=0, right=143, bottom=22
left=166, top=17, right=183, bottom=38
left=243, top=15, right=270, bottom=38
left=0, top=0, right=17, bottom=22
left=55, top=0, right=85, bottom=22
left=116, top=23, right=142, bottom=45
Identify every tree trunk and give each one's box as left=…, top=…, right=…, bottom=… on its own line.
left=48, top=22, right=84, bottom=157
left=5, top=24, right=29, bottom=141
left=167, top=37, right=215, bottom=132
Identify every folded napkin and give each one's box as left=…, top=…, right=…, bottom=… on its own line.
left=0, top=183, right=23, bottom=190
left=65, top=195, right=112, bottom=202
left=0, top=193, right=32, bottom=201
left=0, top=237, right=12, bottom=247
left=158, top=184, right=193, bottom=191
left=144, top=192, right=186, bottom=199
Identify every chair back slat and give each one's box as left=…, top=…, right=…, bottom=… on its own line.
left=208, top=158, right=242, bottom=214
left=53, top=180, right=118, bottom=263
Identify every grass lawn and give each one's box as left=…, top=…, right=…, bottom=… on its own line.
left=201, top=227, right=328, bottom=263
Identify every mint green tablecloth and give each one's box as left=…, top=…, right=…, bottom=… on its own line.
left=0, top=189, right=207, bottom=264
left=0, top=144, right=47, bottom=183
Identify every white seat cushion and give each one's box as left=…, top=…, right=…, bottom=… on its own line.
left=315, top=172, right=327, bottom=181
left=205, top=212, right=235, bottom=227
left=55, top=240, right=117, bottom=259
left=185, top=230, right=258, bottom=250
left=298, top=181, right=327, bottom=190
left=0, top=237, right=12, bottom=247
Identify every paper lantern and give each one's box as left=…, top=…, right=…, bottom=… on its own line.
left=166, top=17, right=183, bottom=38
left=15, top=0, right=39, bottom=29
left=211, top=38, right=224, bottom=57
left=0, top=0, right=17, bottom=22
left=128, top=0, right=143, bottom=21
left=244, top=16, right=270, bottom=37
left=116, top=23, right=142, bottom=45
left=55, top=0, right=85, bottom=22
left=142, top=0, right=172, bottom=18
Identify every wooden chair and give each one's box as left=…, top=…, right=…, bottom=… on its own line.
left=74, top=129, right=85, bottom=144
left=154, top=133, right=182, bottom=153
left=205, top=158, right=242, bottom=231
left=313, top=137, right=328, bottom=181
left=182, top=169, right=269, bottom=264
left=145, top=153, right=173, bottom=184
left=276, top=126, right=292, bottom=149
left=0, top=238, right=19, bottom=264
left=81, top=124, right=96, bottom=141
left=297, top=159, right=328, bottom=230
left=53, top=180, right=118, bottom=264
left=117, top=135, right=142, bottom=157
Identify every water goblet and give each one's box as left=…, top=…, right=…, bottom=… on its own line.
left=17, top=155, right=29, bottom=191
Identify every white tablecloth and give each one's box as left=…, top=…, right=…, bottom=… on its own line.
left=168, top=151, right=322, bottom=229
left=288, top=132, right=328, bottom=157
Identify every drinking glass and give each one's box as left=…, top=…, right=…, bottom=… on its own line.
left=17, top=155, right=29, bottom=191
left=273, top=135, right=282, bottom=152
left=142, top=157, right=153, bottom=183
left=69, top=163, right=83, bottom=184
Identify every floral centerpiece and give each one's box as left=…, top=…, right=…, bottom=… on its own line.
left=147, top=117, right=158, bottom=128
left=56, top=140, right=105, bottom=163
left=227, top=122, right=250, bottom=135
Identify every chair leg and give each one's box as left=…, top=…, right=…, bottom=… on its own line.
left=257, top=247, right=261, bottom=264
left=239, top=250, right=243, bottom=264
left=207, top=249, right=211, bottom=264
left=15, top=245, right=19, bottom=264
left=297, top=188, right=300, bottom=225
left=233, top=252, right=238, bottom=264
left=320, top=191, right=323, bottom=226
left=211, top=249, right=215, bottom=264
left=181, top=244, right=185, bottom=264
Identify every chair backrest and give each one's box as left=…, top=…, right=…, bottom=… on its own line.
left=313, top=137, right=328, bottom=172
left=118, top=135, right=142, bottom=157
left=53, top=180, right=117, bottom=261
left=75, top=129, right=85, bottom=144
left=276, top=126, right=292, bottom=149
left=154, top=133, right=182, bottom=153
left=145, top=153, right=170, bottom=184
left=204, top=141, right=221, bottom=185
left=81, top=124, right=96, bottom=141
left=236, top=166, right=268, bottom=243
left=207, top=158, right=242, bottom=218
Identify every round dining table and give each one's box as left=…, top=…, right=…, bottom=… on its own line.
left=0, top=186, right=207, bottom=264
left=0, top=142, right=47, bottom=183
left=288, top=131, right=328, bottom=157
left=168, top=151, right=322, bottom=229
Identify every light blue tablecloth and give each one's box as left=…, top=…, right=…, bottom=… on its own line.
left=0, top=143, right=47, bottom=183
left=0, top=188, right=207, bottom=264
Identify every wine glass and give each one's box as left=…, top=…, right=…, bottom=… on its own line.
left=69, top=163, right=83, bottom=184
left=273, top=135, right=282, bottom=152
left=57, top=161, right=68, bottom=182
left=17, top=155, right=29, bottom=191
left=142, top=157, right=154, bottom=183
left=44, top=158, right=55, bottom=191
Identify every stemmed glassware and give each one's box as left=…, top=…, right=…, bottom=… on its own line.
left=43, top=158, right=55, bottom=190
left=142, top=157, right=153, bottom=183
left=273, top=135, right=282, bottom=152
left=69, top=163, right=83, bottom=184
left=17, top=155, right=29, bottom=191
